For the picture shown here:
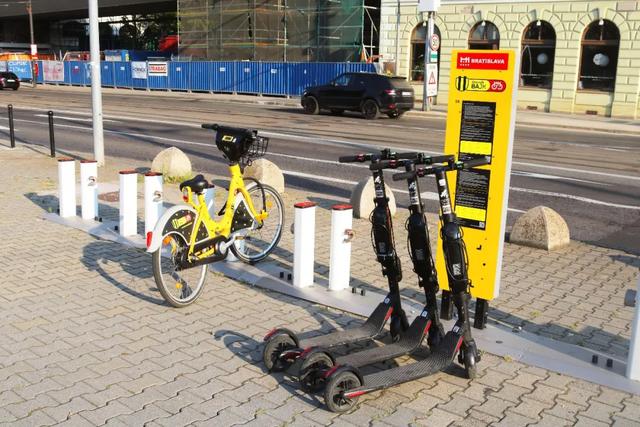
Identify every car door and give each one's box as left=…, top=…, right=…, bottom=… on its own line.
left=324, top=73, right=351, bottom=108
left=345, top=74, right=368, bottom=109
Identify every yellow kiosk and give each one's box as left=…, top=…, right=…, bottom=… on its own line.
left=436, top=50, right=519, bottom=328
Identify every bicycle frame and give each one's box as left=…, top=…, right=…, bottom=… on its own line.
left=146, top=164, right=268, bottom=259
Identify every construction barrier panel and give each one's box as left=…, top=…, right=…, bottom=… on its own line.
left=36, top=60, right=377, bottom=97
left=7, top=60, right=33, bottom=81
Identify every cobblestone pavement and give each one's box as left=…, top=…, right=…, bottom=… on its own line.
left=1, top=144, right=639, bottom=426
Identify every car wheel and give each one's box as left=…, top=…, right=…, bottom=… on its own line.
left=303, top=96, right=320, bottom=115
left=361, top=99, right=379, bottom=120
left=12, top=87, right=18, bottom=91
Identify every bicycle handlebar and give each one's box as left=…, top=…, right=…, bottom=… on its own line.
left=392, top=155, right=491, bottom=181
left=339, top=151, right=419, bottom=164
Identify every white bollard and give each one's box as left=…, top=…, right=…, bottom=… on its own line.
left=329, top=204, right=353, bottom=291
left=57, top=158, right=76, bottom=218
left=80, top=160, right=98, bottom=220
left=119, top=170, right=138, bottom=236
left=293, top=201, right=316, bottom=288
left=144, top=172, right=164, bottom=236
left=627, top=277, right=640, bottom=381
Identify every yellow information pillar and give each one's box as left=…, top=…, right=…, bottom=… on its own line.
left=436, top=50, right=519, bottom=328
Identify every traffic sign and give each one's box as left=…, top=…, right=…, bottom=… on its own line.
left=436, top=50, right=519, bottom=301
left=430, top=34, right=440, bottom=52
left=430, top=51, right=438, bottom=63
left=426, top=63, right=438, bottom=97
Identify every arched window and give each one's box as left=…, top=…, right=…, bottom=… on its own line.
left=521, top=20, right=556, bottom=88
left=410, top=23, right=440, bottom=81
left=579, top=19, right=620, bottom=91
left=468, top=21, right=499, bottom=50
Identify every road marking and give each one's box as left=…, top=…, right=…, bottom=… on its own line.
left=34, top=114, right=118, bottom=123
left=511, top=170, right=610, bottom=186
left=512, top=161, right=640, bottom=182
left=511, top=187, right=640, bottom=211
left=282, top=169, right=526, bottom=213
left=0, top=125, right=17, bottom=131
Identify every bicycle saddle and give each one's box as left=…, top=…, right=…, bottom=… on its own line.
left=179, top=175, right=211, bottom=194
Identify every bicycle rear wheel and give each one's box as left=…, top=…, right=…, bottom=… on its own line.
left=231, top=184, right=284, bottom=264
left=152, top=234, right=208, bottom=307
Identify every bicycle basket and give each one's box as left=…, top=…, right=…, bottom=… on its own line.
left=242, top=135, right=269, bottom=164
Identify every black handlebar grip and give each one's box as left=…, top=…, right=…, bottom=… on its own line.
left=201, top=123, right=218, bottom=130
left=461, top=156, right=491, bottom=169
left=392, top=170, right=417, bottom=181
left=369, top=159, right=404, bottom=171
left=338, top=155, right=361, bottom=163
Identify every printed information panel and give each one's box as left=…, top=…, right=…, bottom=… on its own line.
left=436, top=50, right=519, bottom=301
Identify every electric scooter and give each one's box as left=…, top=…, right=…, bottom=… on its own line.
left=321, top=155, right=490, bottom=413
left=262, top=149, right=416, bottom=373
left=296, top=154, right=451, bottom=392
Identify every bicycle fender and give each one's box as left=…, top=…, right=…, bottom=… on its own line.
left=147, top=205, right=203, bottom=252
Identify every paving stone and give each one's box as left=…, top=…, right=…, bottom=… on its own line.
left=413, top=407, right=463, bottom=426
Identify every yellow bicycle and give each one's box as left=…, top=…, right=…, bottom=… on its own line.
left=147, top=124, right=284, bottom=307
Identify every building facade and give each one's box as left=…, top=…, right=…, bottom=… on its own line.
left=380, top=0, right=640, bottom=118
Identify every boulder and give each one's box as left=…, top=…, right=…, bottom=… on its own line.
left=350, top=176, right=397, bottom=219
left=509, top=206, right=570, bottom=250
left=151, top=147, right=192, bottom=179
left=244, top=159, right=285, bottom=194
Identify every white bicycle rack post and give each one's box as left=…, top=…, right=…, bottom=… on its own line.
left=144, top=172, right=163, bottom=236
left=80, top=160, right=98, bottom=221
left=626, top=276, right=640, bottom=381
left=119, top=170, right=138, bottom=237
left=329, top=204, right=354, bottom=291
left=293, top=201, right=316, bottom=288
left=57, top=158, right=76, bottom=218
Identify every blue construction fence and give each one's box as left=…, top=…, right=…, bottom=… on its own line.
left=29, top=60, right=378, bottom=97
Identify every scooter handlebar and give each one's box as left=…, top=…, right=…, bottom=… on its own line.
left=392, top=170, right=418, bottom=181
left=201, top=123, right=219, bottom=130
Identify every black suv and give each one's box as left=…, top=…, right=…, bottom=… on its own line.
left=0, top=72, right=20, bottom=90
left=302, top=72, right=414, bottom=119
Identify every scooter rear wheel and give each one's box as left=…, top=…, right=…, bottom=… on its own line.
left=263, top=334, right=296, bottom=372
left=324, top=370, right=361, bottom=413
left=299, top=352, right=334, bottom=392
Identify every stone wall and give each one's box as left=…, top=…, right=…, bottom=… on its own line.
left=380, top=0, right=640, bottom=118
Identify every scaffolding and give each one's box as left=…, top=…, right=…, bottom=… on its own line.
left=177, top=0, right=378, bottom=62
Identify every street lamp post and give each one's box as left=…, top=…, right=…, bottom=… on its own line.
left=26, top=0, right=36, bottom=88
left=418, top=0, right=440, bottom=111
left=88, top=0, right=105, bottom=165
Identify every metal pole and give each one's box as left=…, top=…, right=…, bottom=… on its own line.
left=422, top=12, right=433, bottom=111
left=48, top=110, right=55, bottom=157
left=88, top=0, right=105, bottom=165
left=27, top=0, right=36, bottom=88
left=8, top=104, right=15, bottom=148
left=395, top=0, right=400, bottom=75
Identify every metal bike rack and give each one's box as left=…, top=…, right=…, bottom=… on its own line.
left=80, top=160, right=98, bottom=221
left=144, top=172, right=163, bottom=236
left=626, top=279, right=640, bottom=381
left=57, top=158, right=76, bottom=218
left=293, top=201, right=316, bottom=288
left=328, top=204, right=354, bottom=291
left=118, top=170, right=138, bottom=237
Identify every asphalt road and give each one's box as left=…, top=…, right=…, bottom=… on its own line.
left=1, top=86, right=639, bottom=255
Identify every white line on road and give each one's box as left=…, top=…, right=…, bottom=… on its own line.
left=510, top=187, right=640, bottom=210
left=34, top=114, right=118, bottom=123
left=9, top=106, right=638, bottom=182
left=6, top=116, right=638, bottom=210
left=282, top=169, right=527, bottom=213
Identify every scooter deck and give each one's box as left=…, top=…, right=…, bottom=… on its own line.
left=334, top=309, right=430, bottom=368
left=345, top=329, right=462, bottom=395
left=299, top=300, right=392, bottom=349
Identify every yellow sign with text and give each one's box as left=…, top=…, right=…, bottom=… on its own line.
left=436, top=50, right=519, bottom=301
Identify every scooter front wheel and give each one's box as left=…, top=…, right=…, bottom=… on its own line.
left=463, top=348, right=477, bottom=380
left=263, top=333, right=296, bottom=372
left=299, top=351, right=334, bottom=392
left=324, top=370, right=361, bottom=413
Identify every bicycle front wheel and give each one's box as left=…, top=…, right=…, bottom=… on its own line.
left=231, top=183, right=284, bottom=264
left=152, top=234, right=208, bottom=307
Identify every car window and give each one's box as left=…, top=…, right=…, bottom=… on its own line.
left=333, top=74, right=351, bottom=87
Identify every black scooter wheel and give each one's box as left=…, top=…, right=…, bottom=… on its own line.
left=299, top=352, right=334, bottom=393
left=463, top=348, right=477, bottom=380
left=263, top=334, right=296, bottom=372
left=324, top=370, right=361, bottom=413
